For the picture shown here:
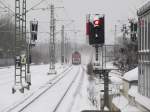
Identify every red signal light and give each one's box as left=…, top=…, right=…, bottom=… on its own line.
left=94, top=19, right=103, bottom=27
left=94, top=20, right=100, bottom=25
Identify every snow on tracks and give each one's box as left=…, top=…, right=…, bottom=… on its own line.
left=1, top=65, right=73, bottom=112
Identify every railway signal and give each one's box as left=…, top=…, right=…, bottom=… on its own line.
left=86, top=14, right=105, bottom=45
left=94, top=16, right=105, bottom=44
left=129, top=20, right=137, bottom=42
left=86, top=14, right=115, bottom=111
left=130, top=21, right=137, bottom=32
left=30, top=20, right=38, bottom=46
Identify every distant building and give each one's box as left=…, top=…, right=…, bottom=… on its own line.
left=137, top=1, right=150, bottom=98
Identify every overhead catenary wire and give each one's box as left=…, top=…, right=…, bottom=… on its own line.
left=2, top=0, right=13, bottom=12
left=0, top=0, right=49, bottom=15
left=0, top=0, right=81, bottom=44
left=0, top=1, right=14, bottom=14
left=26, top=0, right=49, bottom=13
left=25, top=0, right=79, bottom=37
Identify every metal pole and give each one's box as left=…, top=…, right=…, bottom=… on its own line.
left=114, top=25, right=117, bottom=45
left=102, top=70, right=109, bottom=110
left=53, top=18, right=56, bottom=64
left=64, top=36, right=67, bottom=64
left=27, top=36, right=30, bottom=74
left=13, top=0, right=23, bottom=93
left=100, top=45, right=110, bottom=111
left=74, top=31, right=77, bottom=51
left=61, top=25, right=64, bottom=65
left=27, top=32, right=31, bottom=85
left=66, top=36, right=68, bottom=64
left=102, top=46, right=103, bottom=70
left=95, top=45, right=99, bottom=61
left=114, top=25, right=117, bottom=58
left=22, top=0, right=28, bottom=83
left=48, top=4, right=56, bottom=74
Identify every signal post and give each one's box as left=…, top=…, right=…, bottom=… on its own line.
left=13, top=0, right=38, bottom=93
left=86, top=14, right=116, bottom=111
left=13, top=0, right=29, bottom=93
left=48, top=4, right=57, bottom=74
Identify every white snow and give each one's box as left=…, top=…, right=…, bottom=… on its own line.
left=0, top=62, right=143, bottom=112
left=111, top=68, right=141, bottom=112
left=123, top=67, right=138, bottom=82
left=128, top=86, right=138, bottom=97
left=0, top=64, right=70, bottom=111
left=0, top=64, right=95, bottom=112
left=18, top=66, right=81, bottom=112
left=110, top=76, right=122, bottom=84
left=57, top=66, right=96, bottom=112
left=128, top=86, right=150, bottom=111
left=104, top=61, right=118, bottom=70
left=109, top=70, right=123, bottom=95
left=104, top=106, right=109, bottom=111
left=109, top=72, right=122, bottom=84
left=112, top=95, right=141, bottom=112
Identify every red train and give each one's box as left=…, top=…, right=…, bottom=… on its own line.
left=72, top=51, right=81, bottom=65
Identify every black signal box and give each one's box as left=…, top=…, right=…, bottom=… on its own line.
left=87, top=16, right=105, bottom=45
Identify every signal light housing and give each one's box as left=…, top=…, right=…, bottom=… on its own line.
left=30, top=20, right=38, bottom=42
left=86, top=14, right=105, bottom=45
left=94, top=16, right=105, bottom=44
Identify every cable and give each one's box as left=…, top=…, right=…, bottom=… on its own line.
left=26, top=0, right=48, bottom=13
left=0, top=1, right=14, bottom=13
left=57, top=0, right=76, bottom=30
left=3, top=0, right=11, bottom=11
left=0, top=0, right=49, bottom=22
left=0, top=2, right=15, bottom=19
left=26, top=7, right=50, bottom=11
left=0, top=0, right=47, bottom=16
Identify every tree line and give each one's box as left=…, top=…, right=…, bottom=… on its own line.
left=0, top=14, right=26, bottom=58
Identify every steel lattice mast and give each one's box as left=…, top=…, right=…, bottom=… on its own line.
left=13, top=0, right=30, bottom=93
left=61, top=25, right=65, bottom=65
left=48, top=4, right=56, bottom=74
left=13, top=0, right=22, bottom=93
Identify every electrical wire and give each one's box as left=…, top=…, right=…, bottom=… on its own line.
left=3, top=0, right=11, bottom=12
left=56, top=0, right=76, bottom=30
left=0, top=1, right=14, bottom=14
left=0, top=0, right=48, bottom=16
left=26, top=0, right=49, bottom=13
left=0, top=0, right=50, bottom=28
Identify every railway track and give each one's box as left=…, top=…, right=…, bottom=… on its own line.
left=52, top=66, right=82, bottom=112
left=1, top=65, right=73, bottom=112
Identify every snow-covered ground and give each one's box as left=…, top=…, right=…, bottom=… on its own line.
left=110, top=67, right=145, bottom=112
left=16, top=66, right=81, bottom=112
left=0, top=64, right=69, bottom=111
left=112, top=95, right=141, bottom=112
left=2, top=61, right=144, bottom=112
left=63, top=67, right=96, bottom=112
left=128, top=86, right=150, bottom=111
left=0, top=64, right=95, bottom=112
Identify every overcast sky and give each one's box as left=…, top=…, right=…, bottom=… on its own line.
left=2, top=0, right=149, bottom=44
